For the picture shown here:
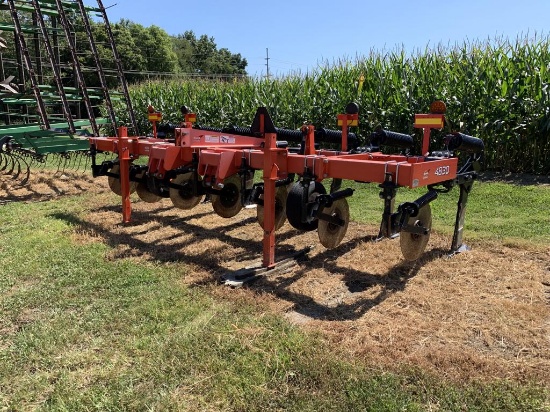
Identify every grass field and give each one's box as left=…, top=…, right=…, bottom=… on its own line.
left=0, top=170, right=549, bottom=411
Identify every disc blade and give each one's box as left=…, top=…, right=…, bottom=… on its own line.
left=318, top=198, right=350, bottom=248
left=257, top=185, right=288, bottom=231
left=211, top=174, right=243, bottom=218
left=169, top=173, right=203, bottom=210
left=400, top=204, right=432, bottom=261
left=107, top=164, right=122, bottom=195
left=107, top=164, right=137, bottom=196
left=285, top=181, right=326, bottom=231
left=136, top=182, right=162, bottom=203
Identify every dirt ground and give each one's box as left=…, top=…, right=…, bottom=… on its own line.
left=2, top=170, right=549, bottom=385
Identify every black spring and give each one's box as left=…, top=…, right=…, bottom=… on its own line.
left=315, top=128, right=358, bottom=144
left=370, top=129, right=414, bottom=148
left=195, top=125, right=224, bottom=133
left=275, top=127, right=304, bottom=142
left=446, top=133, right=484, bottom=153
left=223, top=125, right=255, bottom=136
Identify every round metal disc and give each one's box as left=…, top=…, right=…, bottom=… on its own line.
left=211, top=174, right=243, bottom=218
left=400, top=204, right=432, bottom=261
left=136, top=181, right=162, bottom=203
left=107, top=164, right=137, bottom=196
left=257, top=185, right=288, bottom=231
left=318, top=198, right=350, bottom=249
left=286, top=181, right=326, bottom=231
left=170, top=173, right=203, bottom=210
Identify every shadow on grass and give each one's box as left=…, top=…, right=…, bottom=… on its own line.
left=479, top=170, right=550, bottom=186
left=0, top=170, right=97, bottom=204
left=251, top=245, right=447, bottom=321
left=50, top=208, right=443, bottom=321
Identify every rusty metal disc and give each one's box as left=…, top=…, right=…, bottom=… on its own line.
left=257, top=185, right=288, bottom=231
left=169, top=173, right=203, bottom=210
left=136, top=181, right=162, bottom=203
left=212, top=174, right=243, bottom=218
left=399, top=204, right=432, bottom=261
left=317, top=198, right=350, bottom=249
left=107, top=164, right=137, bottom=196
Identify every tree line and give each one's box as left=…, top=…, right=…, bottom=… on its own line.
left=0, top=10, right=248, bottom=87
left=78, top=19, right=248, bottom=84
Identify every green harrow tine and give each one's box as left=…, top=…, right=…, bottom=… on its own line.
left=11, top=151, right=31, bottom=184
left=0, top=152, right=8, bottom=172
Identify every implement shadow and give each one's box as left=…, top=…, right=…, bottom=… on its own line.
left=247, top=239, right=447, bottom=321
left=51, top=207, right=445, bottom=321
left=0, top=171, right=98, bottom=204
left=49, top=208, right=298, bottom=277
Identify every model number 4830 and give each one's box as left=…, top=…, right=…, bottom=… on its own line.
left=435, top=166, right=450, bottom=176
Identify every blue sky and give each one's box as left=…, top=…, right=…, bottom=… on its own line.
left=102, top=0, right=549, bottom=76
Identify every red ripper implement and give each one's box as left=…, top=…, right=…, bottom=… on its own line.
left=90, top=101, right=484, bottom=272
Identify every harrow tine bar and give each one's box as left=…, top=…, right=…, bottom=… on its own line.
left=12, top=151, right=31, bottom=185
left=10, top=154, right=22, bottom=180
left=81, top=151, right=90, bottom=174
left=5, top=153, right=17, bottom=175
left=75, top=151, right=88, bottom=173
left=0, top=152, right=8, bottom=172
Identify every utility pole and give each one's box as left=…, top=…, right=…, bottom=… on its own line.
left=265, top=48, right=270, bottom=78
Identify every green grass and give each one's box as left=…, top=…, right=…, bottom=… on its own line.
left=0, top=183, right=548, bottom=410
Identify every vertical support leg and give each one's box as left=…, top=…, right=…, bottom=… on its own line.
left=330, top=178, right=342, bottom=193
left=450, top=180, right=473, bottom=253
left=262, top=128, right=278, bottom=268
left=422, top=127, right=431, bottom=157
left=117, top=126, right=132, bottom=223
left=377, top=173, right=398, bottom=239
left=340, top=122, right=348, bottom=152
left=302, top=124, right=315, bottom=155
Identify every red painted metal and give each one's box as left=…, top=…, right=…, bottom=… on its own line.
left=262, top=127, right=279, bottom=267
left=336, top=113, right=358, bottom=152
left=147, top=105, right=162, bottom=139
left=414, top=113, right=445, bottom=156
left=117, top=126, right=132, bottom=223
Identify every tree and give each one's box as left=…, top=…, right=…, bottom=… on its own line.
left=72, top=19, right=179, bottom=86
left=171, top=31, right=247, bottom=76
left=0, top=9, right=247, bottom=88
left=122, top=20, right=178, bottom=75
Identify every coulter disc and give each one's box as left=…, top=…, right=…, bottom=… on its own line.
left=399, top=204, right=432, bottom=261
left=136, top=181, right=162, bottom=203
left=170, top=173, right=203, bottom=210
left=107, top=164, right=137, bottom=196
left=257, top=185, right=288, bottom=231
left=286, top=181, right=326, bottom=231
left=318, top=198, right=350, bottom=249
left=212, top=174, right=243, bottom=218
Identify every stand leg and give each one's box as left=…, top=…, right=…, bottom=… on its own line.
left=450, top=181, right=473, bottom=254
left=117, top=127, right=131, bottom=223
left=377, top=174, right=398, bottom=239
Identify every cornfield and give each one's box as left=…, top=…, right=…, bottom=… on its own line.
left=113, top=35, right=550, bottom=174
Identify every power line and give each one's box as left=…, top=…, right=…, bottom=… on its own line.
left=265, top=47, right=270, bottom=78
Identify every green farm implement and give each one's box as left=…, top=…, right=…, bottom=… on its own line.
left=0, top=0, right=136, bottom=182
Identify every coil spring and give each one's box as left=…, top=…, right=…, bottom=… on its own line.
left=223, top=125, right=254, bottom=136
left=198, top=125, right=358, bottom=146
left=315, top=128, right=358, bottom=143
left=196, top=125, right=224, bottom=133
left=446, top=133, right=484, bottom=153
left=370, top=129, right=414, bottom=148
